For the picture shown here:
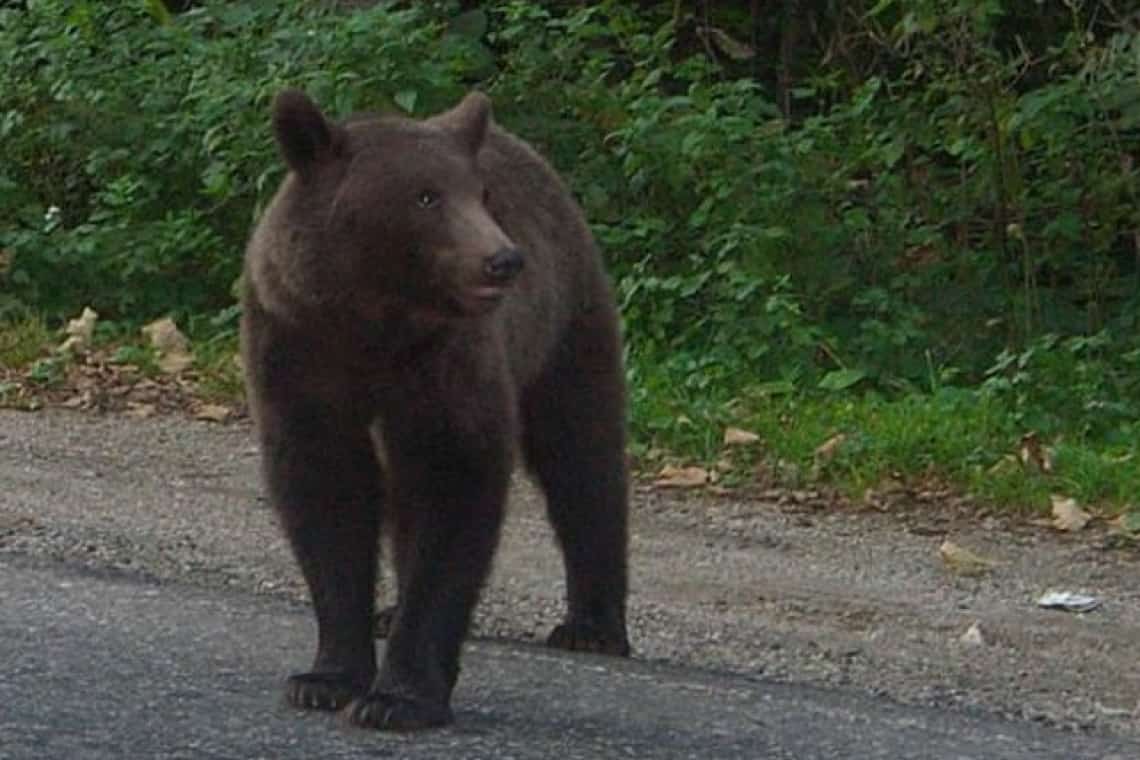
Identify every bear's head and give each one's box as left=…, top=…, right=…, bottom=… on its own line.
left=252, top=89, right=522, bottom=324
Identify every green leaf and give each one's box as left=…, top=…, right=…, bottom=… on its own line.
left=818, top=369, right=868, bottom=392
left=64, top=1, right=94, bottom=33
left=394, top=90, right=418, bottom=114
left=144, top=0, right=172, bottom=26
left=1116, top=98, right=1140, bottom=130
left=865, top=0, right=897, bottom=18
left=751, top=380, right=796, bottom=396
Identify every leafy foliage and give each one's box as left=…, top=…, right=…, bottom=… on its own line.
left=479, top=0, right=1140, bottom=463
left=0, top=1, right=470, bottom=319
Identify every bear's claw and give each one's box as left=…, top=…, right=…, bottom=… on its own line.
left=285, top=671, right=370, bottom=712
left=345, top=691, right=454, bottom=732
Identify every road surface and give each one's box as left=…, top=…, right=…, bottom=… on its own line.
left=1, top=409, right=1138, bottom=757
left=3, top=555, right=1136, bottom=759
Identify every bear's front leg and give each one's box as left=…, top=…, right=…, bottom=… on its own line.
left=258, top=400, right=385, bottom=712
left=345, top=396, right=512, bottom=731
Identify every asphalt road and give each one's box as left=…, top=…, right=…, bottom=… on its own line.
left=1, top=555, right=1134, bottom=759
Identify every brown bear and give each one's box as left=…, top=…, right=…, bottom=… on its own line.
left=240, top=88, right=631, bottom=731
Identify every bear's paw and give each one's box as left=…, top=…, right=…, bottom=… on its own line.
left=285, top=671, right=370, bottom=712
left=547, top=620, right=631, bottom=657
left=345, top=691, right=454, bottom=732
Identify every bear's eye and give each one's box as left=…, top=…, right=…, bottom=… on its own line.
left=482, top=187, right=491, bottom=205
left=416, top=189, right=440, bottom=209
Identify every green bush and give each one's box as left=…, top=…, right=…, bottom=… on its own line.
left=479, top=1, right=1140, bottom=452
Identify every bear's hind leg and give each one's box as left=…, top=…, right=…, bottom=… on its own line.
left=522, top=312, right=631, bottom=657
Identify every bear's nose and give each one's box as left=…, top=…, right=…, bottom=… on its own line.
left=483, top=248, right=524, bottom=283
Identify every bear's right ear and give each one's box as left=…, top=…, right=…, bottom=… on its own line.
left=272, top=89, right=337, bottom=179
left=437, top=91, right=492, bottom=156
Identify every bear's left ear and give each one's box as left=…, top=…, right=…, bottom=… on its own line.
left=272, top=88, right=338, bottom=180
left=438, top=91, right=492, bottom=156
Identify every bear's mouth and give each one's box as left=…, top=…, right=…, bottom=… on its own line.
left=471, top=285, right=506, bottom=302
left=448, top=285, right=507, bottom=317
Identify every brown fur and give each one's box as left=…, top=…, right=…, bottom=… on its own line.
left=241, top=89, right=630, bottom=731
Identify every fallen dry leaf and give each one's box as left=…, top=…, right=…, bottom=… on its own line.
left=1, top=336, right=249, bottom=419
left=1051, top=495, right=1091, bottom=532
left=654, top=465, right=710, bottom=489
left=125, top=401, right=156, bottom=418
left=814, top=433, right=847, bottom=463
left=58, top=306, right=98, bottom=354
left=194, top=403, right=232, bottom=423
left=1018, top=431, right=1054, bottom=473
left=723, top=427, right=760, bottom=446
left=939, top=540, right=997, bottom=577
left=959, top=621, right=986, bottom=646
left=159, top=353, right=193, bottom=375
left=141, top=317, right=188, bottom=353
left=861, top=488, right=895, bottom=512
left=61, top=393, right=89, bottom=409
left=141, top=317, right=194, bottom=374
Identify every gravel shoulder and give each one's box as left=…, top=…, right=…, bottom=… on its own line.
left=2, top=408, right=1137, bottom=740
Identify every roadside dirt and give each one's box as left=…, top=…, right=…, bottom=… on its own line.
left=1, top=408, right=1137, bottom=741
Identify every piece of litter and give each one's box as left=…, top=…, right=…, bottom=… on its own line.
left=1036, top=591, right=1101, bottom=613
